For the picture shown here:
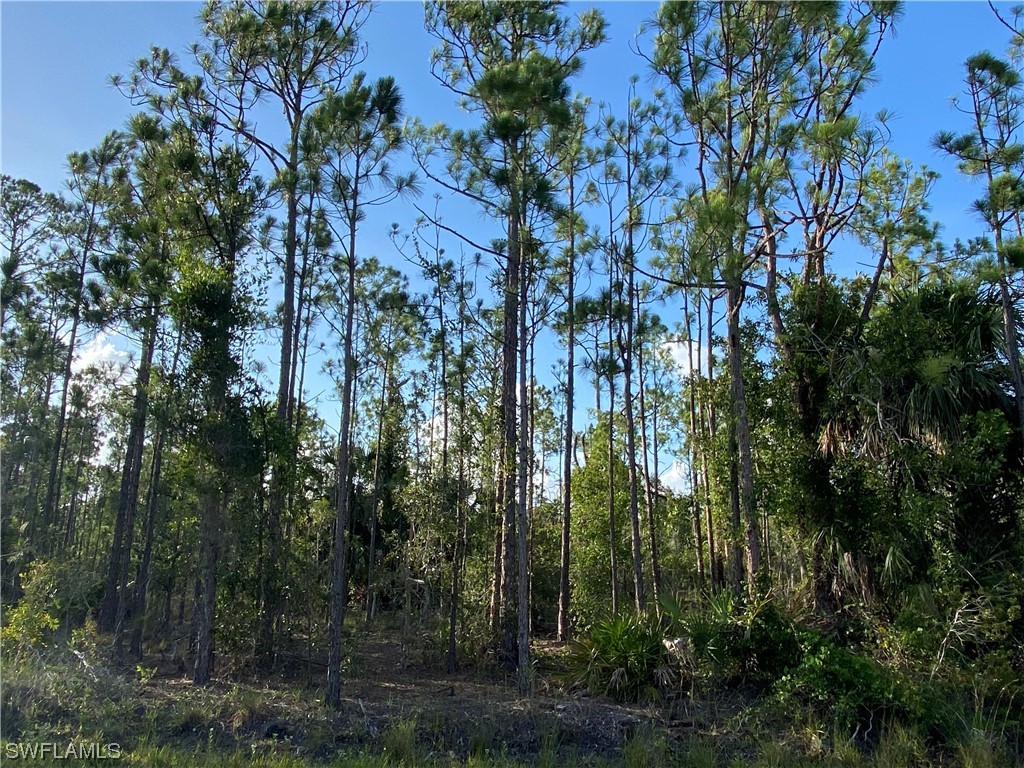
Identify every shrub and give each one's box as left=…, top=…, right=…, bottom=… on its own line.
left=1, top=557, right=102, bottom=658
left=1, top=596, right=59, bottom=658
left=564, top=614, right=669, bottom=703
left=775, top=637, right=910, bottom=734
left=667, top=590, right=743, bottom=677
left=737, top=600, right=804, bottom=683
left=1, top=561, right=60, bottom=657
left=667, top=591, right=804, bottom=684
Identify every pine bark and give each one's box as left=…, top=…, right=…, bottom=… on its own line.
left=326, top=224, right=358, bottom=708
left=498, top=188, right=521, bottom=671
left=557, top=181, right=576, bottom=642
left=193, top=489, right=221, bottom=685
left=102, top=306, right=158, bottom=636
left=726, top=283, right=761, bottom=594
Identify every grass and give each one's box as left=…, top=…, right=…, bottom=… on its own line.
left=620, top=727, right=669, bottom=768
left=381, top=716, right=418, bottom=765
left=3, top=637, right=1023, bottom=767
left=682, top=736, right=719, bottom=768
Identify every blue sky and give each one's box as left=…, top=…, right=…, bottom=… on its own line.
left=1, top=1, right=1017, bottom=488
left=2, top=2, right=1013, bottom=242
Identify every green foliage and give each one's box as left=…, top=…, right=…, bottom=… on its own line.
left=999, top=236, right=1024, bottom=269
left=955, top=724, right=1019, bottom=768
left=568, top=419, right=632, bottom=628
left=8, top=6, right=1024, bottom=768
left=2, top=636, right=139, bottom=747
left=621, top=726, right=669, bottom=768
left=674, top=590, right=743, bottom=675
left=681, top=737, right=719, bottom=768
left=381, top=717, right=420, bottom=766
left=873, top=723, right=929, bottom=768
left=1, top=586, right=58, bottom=658
left=1, top=558, right=101, bottom=657
left=937, top=411, right=1023, bottom=585
left=741, top=600, right=805, bottom=683
left=774, top=636, right=910, bottom=734
left=564, top=614, right=669, bottom=703
left=662, top=592, right=804, bottom=685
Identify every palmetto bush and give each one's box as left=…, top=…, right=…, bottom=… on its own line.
left=563, top=614, right=671, bottom=703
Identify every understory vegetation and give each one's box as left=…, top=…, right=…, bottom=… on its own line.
left=2, top=608, right=1022, bottom=766
left=3, top=1, right=1024, bottom=765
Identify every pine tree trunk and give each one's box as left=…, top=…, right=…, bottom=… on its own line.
left=997, top=269, right=1024, bottom=444
left=489, top=460, right=503, bottom=636
left=42, top=206, right=99, bottom=550
left=622, top=274, right=646, bottom=613
left=636, top=320, right=663, bottom=604
left=726, top=283, right=761, bottom=594
left=448, top=298, right=469, bottom=674
left=702, top=293, right=720, bottom=588
left=516, top=233, right=531, bottom=694
left=62, top=423, right=89, bottom=551
left=193, top=489, right=221, bottom=685
left=607, top=265, right=620, bottom=617
left=102, top=307, right=158, bottom=635
left=683, top=292, right=706, bottom=586
left=326, top=238, right=357, bottom=708
left=130, top=427, right=166, bottom=659
left=42, top=303, right=82, bottom=548
left=366, top=350, right=391, bottom=625
left=260, top=148, right=302, bottom=669
left=498, top=193, right=521, bottom=672
left=558, top=194, right=576, bottom=642
left=134, top=304, right=184, bottom=659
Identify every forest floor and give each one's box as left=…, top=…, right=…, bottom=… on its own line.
left=132, top=622, right=717, bottom=765
left=5, top=616, right=1019, bottom=766
left=2, top=616, right=764, bottom=767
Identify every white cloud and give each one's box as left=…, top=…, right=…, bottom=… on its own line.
left=71, top=330, right=128, bottom=377
left=662, top=339, right=702, bottom=379
left=64, top=331, right=133, bottom=467
left=659, top=458, right=690, bottom=495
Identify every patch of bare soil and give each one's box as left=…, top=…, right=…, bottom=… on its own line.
left=142, top=623, right=715, bottom=764
left=336, top=633, right=666, bottom=762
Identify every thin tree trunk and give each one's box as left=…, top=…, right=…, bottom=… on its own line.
left=434, top=255, right=453, bottom=669
left=527, top=342, right=536, bottom=636
left=636, top=318, right=662, bottom=604
left=498, top=188, right=522, bottom=672
left=260, top=142, right=302, bottom=668
left=726, top=282, right=761, bottom=594
left=103, top=307, right=159, bottom=637
left=515, top=217, right=531, bottom=694
left=193, top=488, right=221, bottom=685
left=43, top=203, right=99, bottom=548
left=366, top=347, right=392, bottom=625
left=702, top=291, right=720, bottom=589
left=489, top=459, right=503, bottom=636
left=62, top=419, right=89, bottom=551
left=326, top=193, right=359, bottom=708
left=997, top=265, right=1024, bottom=443
left=43, top=309, right=83, bottom=546
left=558, top=178, right=576, bottom=642
left=448, top=282, right=469, bottom=674
left=130, top=426, right=166, bottom=659
left=622, top=275, right=646, bottom=613
left=683, top=292, right=706, bottom=586
left=856, top=236, right=889, bottom=340
left=607, top=260, right=620, bottom=616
